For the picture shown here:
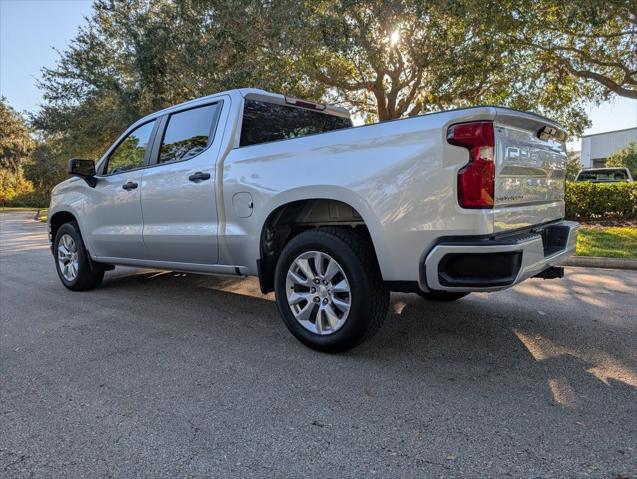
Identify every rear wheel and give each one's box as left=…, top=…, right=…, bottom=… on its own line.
left=274, top=227, right=389, bottom=353
left=417, top=290, right=469, bottom=302
left=54, top=222, right=104, bottom=291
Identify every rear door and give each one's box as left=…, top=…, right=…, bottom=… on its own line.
left=493, top=110, right=567, bottom=232
left=140, top=100, right=225, bottom=265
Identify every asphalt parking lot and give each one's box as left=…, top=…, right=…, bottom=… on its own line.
left=1, top=210, right=636, bottom=478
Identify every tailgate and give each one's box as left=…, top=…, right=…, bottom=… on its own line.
left=493, top=109, right=567, bottom=232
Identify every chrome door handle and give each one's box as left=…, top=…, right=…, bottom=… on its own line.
left=188, top=172, right=211, bottom=182
left=122, top=181, right=138, bottom=190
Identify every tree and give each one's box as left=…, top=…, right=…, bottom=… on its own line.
left=606, top=142, right=637, bottom=177
left=33, top=0, right=326, bottom=162
left=35, top=0, right=632, bottom=180
left=25, top=140, right=68, bottom=192
left=505, top=0, right=637, bottom=100
left=1, top=98, right=34, bottom=171
left=566, top=151, right=583, bottom=181
left=255, top=0, right=597, bottom=130
left=0, top=98, right=35, bottom=202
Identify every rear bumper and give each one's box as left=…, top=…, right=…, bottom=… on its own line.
left=421, top=220, right=579, bottom=292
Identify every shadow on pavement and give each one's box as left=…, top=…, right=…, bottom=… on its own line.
left=97, top=267, right=637, bottom=413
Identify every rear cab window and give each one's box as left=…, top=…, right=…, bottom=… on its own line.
left=239, top=99, right=352, bottom=147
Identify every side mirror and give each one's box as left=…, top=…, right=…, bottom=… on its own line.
left=68, top=159, right=97, bottom=187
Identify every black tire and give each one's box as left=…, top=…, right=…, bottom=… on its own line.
left=53, top=222, right=104, bottom=291
left=274, top=227, right=389, bottom=353
left=417, top=290, right=469, bottom=302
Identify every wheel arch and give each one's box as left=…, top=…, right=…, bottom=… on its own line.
left=49, top=210, right=79, bottom=245
left=255, top=189, right=390, bottom=293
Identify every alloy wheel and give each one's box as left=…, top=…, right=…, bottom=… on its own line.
left=57, top=233, right=79, bottom=282
left=285, top=250, right=352, bottom=335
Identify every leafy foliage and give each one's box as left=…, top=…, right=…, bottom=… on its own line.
left=566, top=151, right=583, bottom=181
left=25, top=0, right=637, bottom=202
left=606, top=142, right=637, bottom=178
left=0, top=167, right=34, bottom=203
left=1, top=98, right=34, bottom=171
left=33, top=0, right=325, bottom=163
left=504, top=0, right=637, bottom=100
left=0, top=98, right=35, bottom=202
left=255, top=0, right=596, bottom=130
left=565, top=181, right=637, bottom=219
left=25, top=141, right=68, bottom=192
left=34, top=0, right=615, bottom=160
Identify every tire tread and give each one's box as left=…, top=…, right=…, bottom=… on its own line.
left=317, top=227, right=389, bottom=344
left=54, top=222, right=104, bottom=291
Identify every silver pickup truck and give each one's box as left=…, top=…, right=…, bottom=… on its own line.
left=49, top=88, right=578, bottom=352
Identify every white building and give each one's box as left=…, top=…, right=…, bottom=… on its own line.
left=580, top=127, right=637, bottom=168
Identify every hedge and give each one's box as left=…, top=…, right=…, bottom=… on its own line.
left=565, top=181, right=637, bottom=220
left=3, top=191, right=49, bottom=209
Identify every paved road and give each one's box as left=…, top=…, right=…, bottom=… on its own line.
left=1, top=211, right=636, bottom=478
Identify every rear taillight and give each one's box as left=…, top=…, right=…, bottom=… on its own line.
left=447, top=121, right=495, bottom=209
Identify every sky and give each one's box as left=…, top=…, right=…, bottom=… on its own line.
left=0, top=0, right=93, bottom=111
left=1, top=0, right=636, bottom=151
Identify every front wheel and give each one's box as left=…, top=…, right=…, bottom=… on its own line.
left=54, top=222, right=104, bottom=291
left=274, top=227, right=389, bottom=353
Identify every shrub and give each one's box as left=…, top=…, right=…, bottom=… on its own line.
left=566, top=151, right=582, bottom=181
left=565, top=181, right=637, bottom=220
left=0, top=167, right=34, bottom=202
left=5, top=190, right=50, bottom=208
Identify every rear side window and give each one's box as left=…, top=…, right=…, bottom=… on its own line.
left=240, top=100, right=352, bottom=147
left=159, top=103, right=220, bottom=164
left=106, top=120, right=156, bottom=175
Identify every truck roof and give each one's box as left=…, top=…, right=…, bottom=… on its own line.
left=134, top=88, right=350, bottom=125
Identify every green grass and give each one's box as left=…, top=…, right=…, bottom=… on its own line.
left=0, top=206, right=40, bottom=212
left=576, top=226, right=637, bottom=259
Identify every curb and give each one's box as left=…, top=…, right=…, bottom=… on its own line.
left=565, top=256, right=637, bottom=270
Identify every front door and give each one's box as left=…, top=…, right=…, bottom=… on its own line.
left=83, top=119, right=157, bottom=259
left=140, top=102, right=223, bottom=265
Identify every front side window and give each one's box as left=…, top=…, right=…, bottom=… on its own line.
left=106, top=121, right=156, bottom=175
left=240, top=100, right=352, bottom=147
left=159, top=103, right=220, bottom=164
